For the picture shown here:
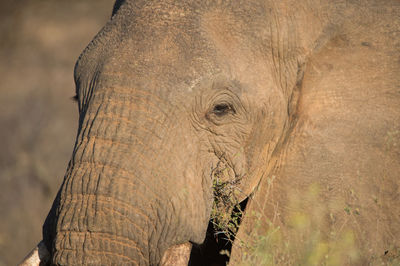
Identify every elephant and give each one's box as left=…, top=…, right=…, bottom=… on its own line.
left=20, top=0, right=399, bottom=265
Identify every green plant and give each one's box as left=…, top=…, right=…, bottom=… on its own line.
left=236, top=183, right=365, bottom=265
left=210, top=159, right=243, bottom=243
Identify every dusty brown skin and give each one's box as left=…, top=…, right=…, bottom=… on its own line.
left=40, top=0, right=399, bottom=265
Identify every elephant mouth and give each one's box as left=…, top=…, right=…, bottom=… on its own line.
left=189, top=197, right=249, bottom=265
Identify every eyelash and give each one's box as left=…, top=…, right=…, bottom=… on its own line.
left=212, top=103, right=235, bottom=116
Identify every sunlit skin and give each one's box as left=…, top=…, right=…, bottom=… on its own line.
left=20, top=0, right=399, bottom=265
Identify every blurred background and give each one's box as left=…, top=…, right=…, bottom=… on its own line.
left=0, top=0, right=114, bottom=264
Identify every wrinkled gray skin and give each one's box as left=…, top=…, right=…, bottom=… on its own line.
left=41, top=0, right=399, bottom=265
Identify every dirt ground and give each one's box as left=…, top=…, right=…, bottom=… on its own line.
left=0, top=1, right=114, bottom=264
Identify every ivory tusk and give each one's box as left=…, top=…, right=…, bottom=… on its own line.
left=160, top=242, right=192, bottom=266
left=19, top=240, right=49, bottom=266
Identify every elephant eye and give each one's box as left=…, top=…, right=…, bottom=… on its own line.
left=212, top=103, right=235, bottom=116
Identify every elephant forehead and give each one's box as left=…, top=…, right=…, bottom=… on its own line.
left=94, top=23, right=218, bottom=94
left=76, top=1, right=276, bottom=104
left=200, top=9, right=258, bottom=74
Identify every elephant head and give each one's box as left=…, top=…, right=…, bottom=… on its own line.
left=40, top=1, right=303, bottom=264
left=22, top=0, right=399, bottom=265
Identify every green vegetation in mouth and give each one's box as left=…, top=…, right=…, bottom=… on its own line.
left=210, top=160, right=243, bottom=243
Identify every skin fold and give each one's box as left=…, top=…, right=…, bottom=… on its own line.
left=21, top=0, right=399, bottom=265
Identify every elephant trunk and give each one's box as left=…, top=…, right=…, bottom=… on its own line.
left=44, top=161, right=154, bottom=265
left=42, top=90, right=179, bottom=264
